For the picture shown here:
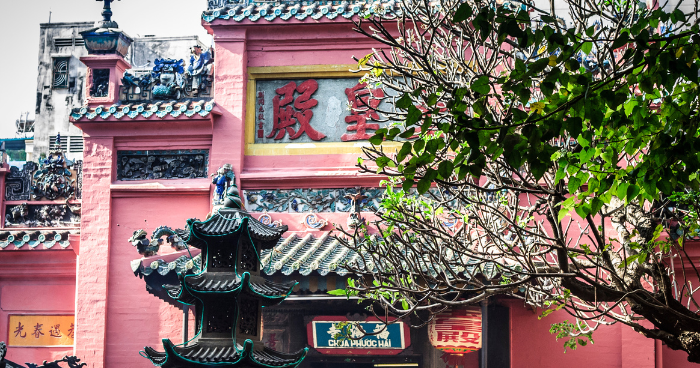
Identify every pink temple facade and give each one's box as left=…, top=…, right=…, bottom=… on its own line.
left=0, top=3, right=697, bottom=368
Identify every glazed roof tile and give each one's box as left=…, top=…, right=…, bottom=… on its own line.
left=182, top=272, right=296, bottom=296
left=70, top=100, right=215, bottom=121
left=261, top=232, right=365, bottom=276
left=184, top=208, right=287, bottom=249
left=0, top=230, right=77, bottom=250
left=203, top=0, right=399, bottom=23
left=144, top=339, right=307, bottom=367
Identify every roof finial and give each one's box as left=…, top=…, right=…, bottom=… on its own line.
left=94, top=0, right=121, bottom=29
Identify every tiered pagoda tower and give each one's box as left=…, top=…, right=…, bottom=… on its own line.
left=141, top=184, right=308, bottom=367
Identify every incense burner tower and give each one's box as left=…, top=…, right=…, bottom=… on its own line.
left=141, top=185, right=308, bottom=367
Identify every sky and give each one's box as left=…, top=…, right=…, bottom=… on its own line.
left=0, top=0, right=212, bottom=137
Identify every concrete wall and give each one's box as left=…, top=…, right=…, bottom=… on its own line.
left=32, top=23, right=205, bottom=161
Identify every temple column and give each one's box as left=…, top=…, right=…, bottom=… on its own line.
left=74, top=136, right=114, bottom=368
left=209, top=28, right=247, bottom=191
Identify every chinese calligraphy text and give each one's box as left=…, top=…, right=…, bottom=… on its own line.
left=7, top=315, right=75, bottom=347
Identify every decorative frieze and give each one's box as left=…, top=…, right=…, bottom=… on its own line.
left=4, top=203, right=80, bottom=228
left=4, top=156, right=82, bottom=202
left=243, top=188, right=384, bottom=213
left=116, top=150, right=208, bottom=181
left=32, top=151, right=77, bottom=200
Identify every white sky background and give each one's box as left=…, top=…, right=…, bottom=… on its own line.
left=0, top=0, right=212, bottom=137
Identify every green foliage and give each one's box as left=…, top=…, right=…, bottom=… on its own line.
left=549, top=320, right=595, bottom=352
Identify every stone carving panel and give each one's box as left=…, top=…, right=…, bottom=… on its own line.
left=243, top=188, right=384, bottom=213
left=116, top=150, right=208, bottom=181
left=5, top=162, right=37, bottom=201
left=4, top=204, right=80, bottom=228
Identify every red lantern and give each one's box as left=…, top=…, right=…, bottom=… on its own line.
left=428, top=307, right=482, bottom=354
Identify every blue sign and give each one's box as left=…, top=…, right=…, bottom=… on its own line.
left=311, top=321, right=406, bottom=350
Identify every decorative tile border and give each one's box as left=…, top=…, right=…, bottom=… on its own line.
left=71, top=100, right=215, bottom=121
left=203, top=0, right=399, bottom=23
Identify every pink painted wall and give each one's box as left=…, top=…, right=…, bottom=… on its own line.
left=0, top=251, right=76, bottom=365
left=104, top=195, right=206, bottom=367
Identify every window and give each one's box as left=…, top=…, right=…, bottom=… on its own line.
left=52, top=57, right=70, bottom=89
left=54, top=38, right=84, bottom=47
left=50, top=135, right=84, bottom=153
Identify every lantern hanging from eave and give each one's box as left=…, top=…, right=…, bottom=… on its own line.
left=428, top=307, right=482, bottom=354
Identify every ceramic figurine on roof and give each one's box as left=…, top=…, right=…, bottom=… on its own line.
left=118, top=51, right=214, bottom=103
left=211, top=163, right=234, bottom=205
left=139, top=177, right=308, bottom=368
left=151, top=59, right=186, bottom=99
left=187, top=45, right=214, bottom=92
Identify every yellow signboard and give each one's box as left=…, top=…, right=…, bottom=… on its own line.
left=8, top=315, right=74, bottom=347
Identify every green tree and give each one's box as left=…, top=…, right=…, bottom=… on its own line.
left=335, top=0, right=700, bottom=361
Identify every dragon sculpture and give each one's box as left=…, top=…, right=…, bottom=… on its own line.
left=129, top=226, right=187, bottom=257
left=1, top=342, right=86, bottom=368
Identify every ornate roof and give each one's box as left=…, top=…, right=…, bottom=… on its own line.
left=70, top=100, right=215, bottom=121
left=166, top=271, right=296, bottom=307
left=143, top=339, right=306, bottom=367
left=183, top=208, right=288, bottom=249
left=261, top=232, right=363, bottom=276
left=203, top=0, right=398, bottom=23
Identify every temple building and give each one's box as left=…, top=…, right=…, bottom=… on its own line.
left=0, top=0, right=698, bottom=368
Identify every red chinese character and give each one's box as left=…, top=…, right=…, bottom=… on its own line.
left=436, top=330, right=461, bottom=343
left=50, top=324, right=62, bottom=338
left=342, top=82, right=385, bottom=141
left=33, top=323, right=44, bottom=338
left=257, top=91, right=264, bottom=98
left=68, top=323, right=75, bottom=338
left=14, top=322, right=26, bottom=338
left=267, top=80, right=325, bottom=141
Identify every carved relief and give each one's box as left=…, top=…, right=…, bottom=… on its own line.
left=32, top=151, right=76, bottom=201
left=4, top=204, right=79, bottom=228
left=243, top=188, right=383, bottom=213
left=116, top=150, right=208, bottom=181
left=5, top=162, right=37, bottom=201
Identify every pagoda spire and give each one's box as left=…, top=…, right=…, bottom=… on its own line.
left=139, top=169, right=307, bottom=368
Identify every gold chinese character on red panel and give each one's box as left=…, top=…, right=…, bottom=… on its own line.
left=8, top=315, right=75, bottom=347
left=428, top=307, right=482, bottom=354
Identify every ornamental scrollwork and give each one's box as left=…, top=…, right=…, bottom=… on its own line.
left=5, top=162, right=37, bottom=201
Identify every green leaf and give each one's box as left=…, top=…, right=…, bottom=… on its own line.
left=627, top=184, right=640, bottom=202
left=417, top=177, right=432, bottom=194
left=617, top=182, right=629, bottom=200
left=453, top=3, right=473, bottom=22
left=406, top=105, right=422, bottom=126
left=438, top=161, right=454, bottom=179
left=471, top=76, right=491, bottom=95
left=581, top=42, right=593, bottom=55
left=396, top=93, right=412, bottom=109
left=402, top=179, right=414, bottom=192
left=327, top=289, right=348, bottom=296
left=369, top=134, right=384, bottom=145
left=568, top=177, right=582, bottom=193
left=590, top=197, right=604, bottom=215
